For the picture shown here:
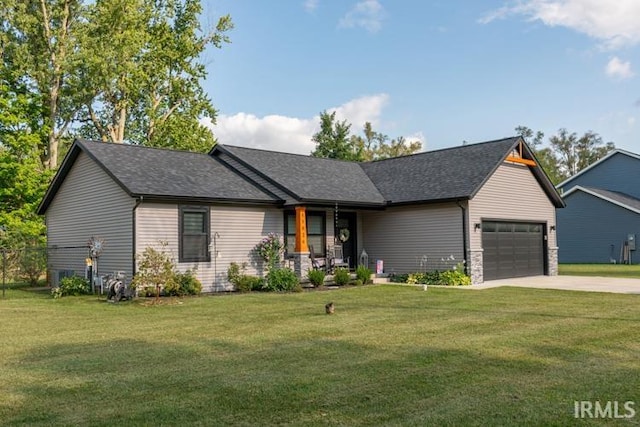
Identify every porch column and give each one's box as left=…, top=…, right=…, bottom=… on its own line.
left=294, top=206, right=308, bottom=253
left=293, top=206, right=310, bottom=278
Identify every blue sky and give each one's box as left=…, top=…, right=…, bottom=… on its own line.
left=200, top=0, right=640, bottom=155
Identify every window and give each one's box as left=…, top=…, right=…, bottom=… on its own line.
left=284, top=211, right=326, bottom=256
left=179, top=206, right=210, bottom=262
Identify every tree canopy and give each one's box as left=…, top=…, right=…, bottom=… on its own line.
left=0, top=0, right=231, bottom=250
left=515, top=126, right=614, bottom=184
left=311, top=111, right=422, bottom=161
left=1, top=0, right=232, bottom=171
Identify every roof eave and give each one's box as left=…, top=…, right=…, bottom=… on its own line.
left=562, top=185, right=640, bottom=215
left=133, top=194, right=283, bottom=207
left=287, top=198, right=387, bottom=209
left=386, top=196, right=470, bottom=207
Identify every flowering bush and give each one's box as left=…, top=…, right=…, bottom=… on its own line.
left=254, top=233, right=284, bottom=271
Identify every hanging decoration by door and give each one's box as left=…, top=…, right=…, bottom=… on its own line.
left=334, top=202, right=339, bottom=244
left=338, top=228, right=350, bottom=242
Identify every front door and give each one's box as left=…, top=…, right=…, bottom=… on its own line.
left=336, top=212, right=357, bottom=269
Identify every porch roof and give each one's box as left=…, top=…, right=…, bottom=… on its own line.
left=212, top=145, right=387, bottom=206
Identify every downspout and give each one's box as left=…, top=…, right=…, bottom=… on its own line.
left=132, top=196, right=143, bottom=277
left=456, top=200, right=468, bottom=274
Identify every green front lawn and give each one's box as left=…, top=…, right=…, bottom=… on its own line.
left=1, top=286, right=639, bottom=425
left=560, top=263, right=640, bottom=278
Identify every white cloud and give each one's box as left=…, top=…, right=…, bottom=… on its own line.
left=339, top=0, right=386, bottom=33
left=605, top=56, right=634, bottom=80
left=480, top=0, right=640, bottom=49
left=330, top=93, right=389, bottom=129
left=303, top=0, right=318, bottom=13
left=202, top=94, right=392, bottom=155
left=405, top=131, right=426, bottom=145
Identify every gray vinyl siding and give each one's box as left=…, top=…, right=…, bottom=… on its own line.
left=559, top=153, right=640, bottom=198
left=361, top=204, right=464, bottom=274
left=135, top=203, right=283, bottom=291
left=469, top=163, right=557, bottom=250
left=46, top=152, right=134, bottom=285
left=557, top=191, right=640, bottom=263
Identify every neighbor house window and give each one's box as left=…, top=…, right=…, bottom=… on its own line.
left=284, top=211, right=326, bottom=256
left=179, top=206, right=210, bottom=262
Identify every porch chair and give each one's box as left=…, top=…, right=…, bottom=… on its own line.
left=330, top=244, right=350, bottom=272
left=308, top=245, right=326, bottom=271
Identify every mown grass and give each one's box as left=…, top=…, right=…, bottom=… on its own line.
left=1, top=285, right=639, bottom=426
left=559, top=263, right=640, bottom=278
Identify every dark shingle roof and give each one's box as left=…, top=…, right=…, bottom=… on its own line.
left=214, top=145, right=386, bottom=206
left=40, top=135, right=565, bottom=214
left=38, top=140, right=277, bottom=213
left=211, top=136, right=564, bottom=208
left=361, top=137, right=520, bottom=204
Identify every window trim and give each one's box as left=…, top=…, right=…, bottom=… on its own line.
left=179, top=205, right=210, bottom=263
left=284, top=210, right=326, bottom=256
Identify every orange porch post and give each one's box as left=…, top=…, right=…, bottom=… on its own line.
left=294, top=206, right=308, bottom=253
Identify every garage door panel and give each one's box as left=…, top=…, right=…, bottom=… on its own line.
left=482, top=221, right=545, bottom=281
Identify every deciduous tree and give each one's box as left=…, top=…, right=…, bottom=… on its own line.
left=515, top=125, right=614, bottom=184
left=311, top=111, right=358, bottom=160
left=312, top=114, right=421, bottom=161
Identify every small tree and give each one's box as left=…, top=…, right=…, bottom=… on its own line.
left=18, top=244, right=47, bottom=286
left=132, top=244, right=176, bottom=302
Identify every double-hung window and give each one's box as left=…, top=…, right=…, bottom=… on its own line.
left=179, top=206, right=210, bottom=262
left=285, top=211, right=325, bottom=256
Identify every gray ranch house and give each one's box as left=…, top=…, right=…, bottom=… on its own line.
left=557, top=149, right=640, bottom=264
left=38, top=136, right=564, bottom=291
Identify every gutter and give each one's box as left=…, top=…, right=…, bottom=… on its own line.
left=456, top=200, right=469, bottom=274
left=132, top=196, right=143, bottom=276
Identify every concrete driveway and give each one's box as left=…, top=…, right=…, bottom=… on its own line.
left=473, top=275, right=640, bottom=294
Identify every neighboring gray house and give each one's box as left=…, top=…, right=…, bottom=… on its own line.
left=38, top=136, right=563, bottom=290
left=557, top=149, right=640, bottom=264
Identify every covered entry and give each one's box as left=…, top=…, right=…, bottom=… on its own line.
left=482, top=221, right=545, bottom=280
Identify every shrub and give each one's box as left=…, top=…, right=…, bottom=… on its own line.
left=227, top=262, right=262, bottom=292
left=307, top=268, right=326, bottom=287
left=334, top=267, right=350, bottom=286
left=237, top=275, right=264, bottom=293
left=439, top=270, right=471, bottom=286
left=52, top=276, right=90, bottom=298
left=355, top=265, right=372, bottom=284
left=265, top=267, right=299, bottom=292
left=165, top=270, right=202, bottom=296
left=227, top=262, right=246, bottom=286
left=389, top=273, right=409, bottom=283
left=402, top=268, right=471, bottom=286
left=350, top=279, right=363, bottom=286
